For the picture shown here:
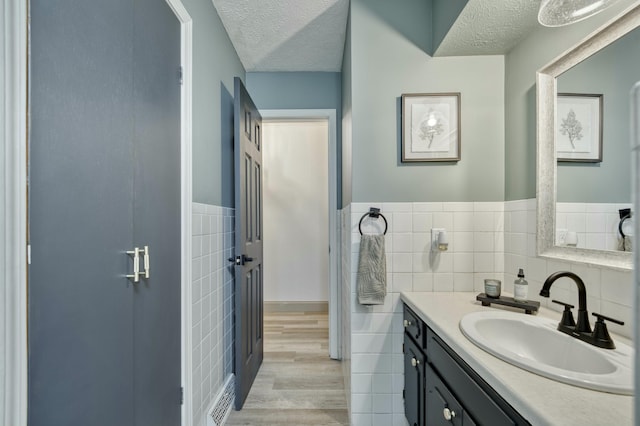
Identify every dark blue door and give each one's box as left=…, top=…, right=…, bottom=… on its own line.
left=233, top=77, right=264, bottom=409
left=132, top=0, right=182, bottom=423
left=29, top=0, right=181, bottom=424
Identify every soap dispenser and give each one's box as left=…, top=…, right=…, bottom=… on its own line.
left=514, top=269, right=528, bottom=302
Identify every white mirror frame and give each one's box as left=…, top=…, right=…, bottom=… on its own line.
left=537, top=4, right=640, bottom=271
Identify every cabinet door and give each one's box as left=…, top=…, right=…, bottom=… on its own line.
left=426, top=329, right=520, bottom=425
left=426, top=364, right=468, bottom=426
left=404, top=335, right=425, bottom=426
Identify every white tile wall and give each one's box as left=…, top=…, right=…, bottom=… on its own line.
left=191, top=203, right=234, bottom=426
left=341, top=205, right=353, bottom=417
left=556, top=202, right=632, bottom=251
left=344, top=201, right=505, bottom=426
left=505, top=199, right=633, bottom=339
left=343, top=199, right=633, bottom=426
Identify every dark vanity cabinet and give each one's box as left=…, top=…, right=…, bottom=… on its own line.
left=403, top=304, right=530, bottom=426
left=403, top=307, right=426, bottom=426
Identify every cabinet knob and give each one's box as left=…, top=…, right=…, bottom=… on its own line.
left=443, top=407, right=456, bottom=421
left=411, top=357, right=420, bottom=367
left=403, top=319, right=412, bottom=328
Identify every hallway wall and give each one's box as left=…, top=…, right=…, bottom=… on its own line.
left=182, top=0, right=245, bottom=207
left=246, top=72, right=342, bottom=206
left=262, top=121, right=330, bottom=303
left=180, top=2, right=243, bottom=423
left=191, top=203, right=235, bottom=426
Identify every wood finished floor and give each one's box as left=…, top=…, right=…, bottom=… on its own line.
left=226, top=311, right=348, bottom=425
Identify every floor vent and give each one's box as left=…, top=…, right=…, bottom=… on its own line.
left=208, top=374, right=235, bottom=426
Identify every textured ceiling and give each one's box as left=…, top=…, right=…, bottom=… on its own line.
left=212, top=0, right=349, bottom=72
left=213, top=0, right=540, bottom=71
left=434, top=0, right=540, bottom=56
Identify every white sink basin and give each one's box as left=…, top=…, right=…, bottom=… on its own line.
left=459, top=311, right=634, bottom=395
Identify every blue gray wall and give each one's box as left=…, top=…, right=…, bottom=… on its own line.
left=342, top=13, right=353, bottom=208
left=348, top=0, right=505, bottom=202
left=246, top=72, right=343, bottom=205
left=556, top=28, right=640, bottom=203
left=246, top=72, right=342, bottom=112
left=432, top=0, right=468, bottom=54
left=504, top=0, right=636, bottom=201
left=183, top=0, right=245, bottom=207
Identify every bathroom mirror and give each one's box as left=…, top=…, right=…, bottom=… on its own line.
left=537, top=4, right=640, bottom=270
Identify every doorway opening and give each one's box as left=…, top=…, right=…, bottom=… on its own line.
left=261, top=110, right=340, bottom=359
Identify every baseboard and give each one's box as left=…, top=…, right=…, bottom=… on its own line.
left=264, top=301, right=328, bottom=313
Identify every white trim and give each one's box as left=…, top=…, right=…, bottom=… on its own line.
left=164, top=1, right=193, bottom=425
left=536, top=4, right=638, bottom=271
left=260, top=109, right=341, bottom=359
left=264, top=301, right=329, bottom=312
left=2, top=0, right=28, bottom=424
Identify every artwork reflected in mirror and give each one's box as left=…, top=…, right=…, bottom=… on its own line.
left=554, top=26, right=639, bottom=252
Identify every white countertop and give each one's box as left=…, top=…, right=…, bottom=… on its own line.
left=400, top=292, right=634, bottom=426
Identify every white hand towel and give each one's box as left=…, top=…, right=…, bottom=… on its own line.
left=357, top=234, right=387, bottom=305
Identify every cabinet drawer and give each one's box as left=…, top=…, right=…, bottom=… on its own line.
left=403, top=305, right=425, bottom=349
left=426, top=328, right=527, bottom=426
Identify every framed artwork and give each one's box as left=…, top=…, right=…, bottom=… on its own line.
left=556, top=93, right=603, bottom=162
left=401, top=93, right=461, bottom=162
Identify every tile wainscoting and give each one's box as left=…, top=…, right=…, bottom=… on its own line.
left=191, top=203, right=235, bottom=426
left=556, top=202, right=633, bottom=251
left=340, top=200, right=633, bottom=426
left=504, top=199, right=633, bottom=338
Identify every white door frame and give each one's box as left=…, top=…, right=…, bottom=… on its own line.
left=2, top=0, right=28, bottom=424
left=261, top=109, right=340, bottom=359
left=163, top=0, right=193, bottom=425
left=3, top=1, right=193, bottom=424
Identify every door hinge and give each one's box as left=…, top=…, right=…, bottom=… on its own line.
left=402, top=389, right=405, bottom=400
left=178, top=66, right=183, bottom=86
left=27, top=244, right=31, bottom=265
left=180, top=386, right=184, bottom=405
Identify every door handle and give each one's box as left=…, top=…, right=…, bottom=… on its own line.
left=126, top=247, right=141, bottom=283
left=228, top=255, right=254, bottom=265
left=142, top=245, right=150, bottom=279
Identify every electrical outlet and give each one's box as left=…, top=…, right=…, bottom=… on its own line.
left=431, top=228, right=445, bottom=250
left=557, top=228, right=568, bottom=245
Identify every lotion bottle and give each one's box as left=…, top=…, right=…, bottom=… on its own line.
left=514, top=269, right=528, bottom=302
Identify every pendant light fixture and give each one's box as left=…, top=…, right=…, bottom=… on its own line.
left=538, top=0, right=621, bottom=27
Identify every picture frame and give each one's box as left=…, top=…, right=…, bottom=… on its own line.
left=556, top=93, right=603, bottom=162
left=401, top=93, right=461, bottom=162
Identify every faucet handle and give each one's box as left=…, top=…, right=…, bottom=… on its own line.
left=552, top=300, right=576, bottom=327
left=552, top=299, right=574, bottom=309
left=591, top=313, right=624, bottom=349
left=592, top=312, right=624, bottom=326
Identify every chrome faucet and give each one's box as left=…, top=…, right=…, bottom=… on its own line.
left=540, top=271, right=624, bottom=349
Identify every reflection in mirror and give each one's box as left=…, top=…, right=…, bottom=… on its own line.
left=537, top=4, right=639, bottom=270
left=555, top=27, right=639, bottom=252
